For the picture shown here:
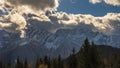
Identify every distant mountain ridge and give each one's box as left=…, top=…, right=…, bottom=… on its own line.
left=0, top=13, right=120, bottom=63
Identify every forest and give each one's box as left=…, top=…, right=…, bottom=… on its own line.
left=0, top=38, right=120, bottom=68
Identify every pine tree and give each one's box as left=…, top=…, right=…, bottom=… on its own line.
left=89, top=42, right=102, bottom=68
left=0, top=61, right=3, bottom=68
left=23, top=59, right=32, bottom=68
left=15, top=57, right=23, bottom=68
left=58, top=55, right=61, bottom=68
left=35, top=58, right=40, bottom=68
left=15, top=58, right=20, bottom=68
left=78, top=38, right=91, bottom=68
left=118, top=56, right=120, bottom=68
left=44, top=56, right=48, bottom=64
left=52, top=59, right=58, bottom=68
left=68, top=48, right=78, bottom=68
left=47, top=57, right=51, bottom=68
left=24, top=59, right=28, bottom=68
left=58, top=55, right=64, bottom=68
left=7, top=60, right=11, bottom=68
left=78, top=38, right=102, bottom=68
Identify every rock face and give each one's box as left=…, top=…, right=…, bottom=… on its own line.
left=0, top=13, right=120, bottom=64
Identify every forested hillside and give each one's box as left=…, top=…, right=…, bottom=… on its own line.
left=0, top=38, right=120, bottom=68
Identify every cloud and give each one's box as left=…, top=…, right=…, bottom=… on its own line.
left=89, top=0, right=120, bottom=6
left=0, top=9, right=119, bottom=38
left=0, top=0, right=4, bottom=4
left=0, top=12, right=27, bottom=38
left=0, top=0, right=119, bottom=38
left=48, top=12, right=120, bottom=35
left=0, top=6, right=6, bottom=13
left=0, top=0, right=59, bottom=38
left=5, top=0, right=59, bottom=11
left=0, top=0, right=6, bottom=13
left=89, top=0, right=101, bottom=4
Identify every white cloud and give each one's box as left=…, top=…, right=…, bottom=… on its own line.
left=0, top=0, right=6, bottom=13
left=1, top=9, right=119, bottom=37
left=49, top=12, right=120, bottom=35
left=0, top=0, right=119, bottom=38
left=90, top=0, right=120, bottom=6
left=0, top=0, right=59, bottom=38
left=89, top=0, right=101, bottom=4
left=0, top=12, right=27, bottom=38
left=5, top=0, right=59, bottom=11
left=0, top=0, right=4, bottom=4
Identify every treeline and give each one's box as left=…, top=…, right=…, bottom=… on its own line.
left=0, top=38, right=120, bottom=68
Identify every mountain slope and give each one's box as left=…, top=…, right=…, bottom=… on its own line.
left=0, top=13, right=120, bottom=63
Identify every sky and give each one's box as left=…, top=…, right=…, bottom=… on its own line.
left=0, top=0, right=120, bottom=38
left=0, top=0, right=120, bottom=16
left=57, top=0, right=120, bottom=16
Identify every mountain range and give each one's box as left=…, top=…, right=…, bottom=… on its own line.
left=0, top=13, right=120, bottom=64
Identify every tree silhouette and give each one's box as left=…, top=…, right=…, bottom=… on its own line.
left=24, top=59, right=28, bottom=68
left=0, top=61, right=3, bottom=68
left=78, top=39, right=102, bottom=68
left=7, top=60, right=11, bottom=68
left=35, top=58, right=41, bottom=68
left=68, top=48, right=78, bottom=68
left=15, top=57, right=23, bottom=68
